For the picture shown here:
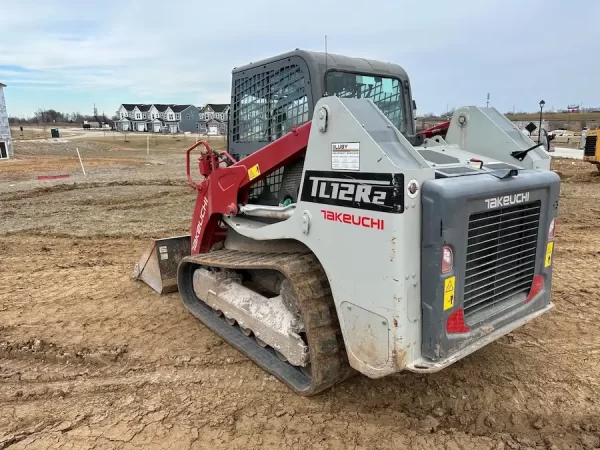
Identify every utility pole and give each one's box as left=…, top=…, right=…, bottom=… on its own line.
left=538, top=100, right=545, bottom=144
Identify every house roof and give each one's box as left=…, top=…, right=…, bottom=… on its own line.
left=0, top=82, right=6, bottom=88
left=171, top=104, right=194, bottom=113
left=205, top=104, right=229, bottom=113
left=120, top=103, right=198, bottom=113
left=153, top=104, right=171, bottom=112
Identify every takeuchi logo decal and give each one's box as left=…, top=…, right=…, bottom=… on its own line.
left=485, top=192, right=530, bottom=209
left=192, top=197, right=209, bottom=252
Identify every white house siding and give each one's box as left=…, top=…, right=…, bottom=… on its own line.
left=132, top=107, right=143, bottom=121
left=0, top=85, right=13, bottom=159
left=164, top=107, right=176, bottom=122
left=118, top=105, right=129, bottom=119
left=117, top=104, right=203, bottom=133
left=148, top=106, right=159, bottom=120
left=198, top=104, right=230, bottom=134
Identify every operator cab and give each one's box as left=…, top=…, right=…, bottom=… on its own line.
left=228, top=49, right=416, bottom=160
left=228, top=49, right=416, bottom=205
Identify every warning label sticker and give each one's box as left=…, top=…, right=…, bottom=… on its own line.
left=545, top=242, right=554, bottom=267
left=443, top=276, right=456, bottom=311
left=331, top=142, right=360, bottom=171
left=247, top=164, right=261, bottom=181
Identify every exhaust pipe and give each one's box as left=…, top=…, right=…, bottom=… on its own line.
left=133, top=235, right=191, bottom=294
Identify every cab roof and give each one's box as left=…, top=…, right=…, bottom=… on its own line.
left=232, top=49, right=409, bottom=80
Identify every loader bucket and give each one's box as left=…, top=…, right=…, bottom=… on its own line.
left=133, top=235, right=191, bottom=294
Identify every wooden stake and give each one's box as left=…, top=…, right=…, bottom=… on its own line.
left=76, top=148, right=86, bottom=176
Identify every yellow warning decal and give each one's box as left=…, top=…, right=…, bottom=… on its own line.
left=443, top=276, right=456, bottom=311
left=545, top=242, right=554, bottom=267
left=247, top=164, right=261, bottom=181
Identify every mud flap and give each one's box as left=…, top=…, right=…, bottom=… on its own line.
left=133, top=235, right=191, bottom=294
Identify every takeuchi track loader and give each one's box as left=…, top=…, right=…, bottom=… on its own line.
left=133, top=50, right=560, bottom=396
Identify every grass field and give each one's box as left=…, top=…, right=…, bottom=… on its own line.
left=80, top=133, right=228, bottom=153
left=9, top=126, right=228, bottom=153
left=10, top=127, right=53, bottom=140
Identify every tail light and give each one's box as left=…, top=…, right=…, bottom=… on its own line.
left=548, top=218, right=556, bottom=240
left=525, top=275, right=544, bottom=303
left=442, top=246, right=453, bottom=274
left=446, top=308, right=471, bottom=334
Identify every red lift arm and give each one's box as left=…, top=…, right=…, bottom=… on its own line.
left=187, top=123, right=312, bottom=254
left=417, top=121, right=450, bottom=139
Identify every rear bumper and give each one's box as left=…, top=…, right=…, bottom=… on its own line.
left=407, top=302, right=553, bottom=373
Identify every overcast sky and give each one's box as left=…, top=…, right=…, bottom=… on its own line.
left=0, top=0, right=597, bottom=118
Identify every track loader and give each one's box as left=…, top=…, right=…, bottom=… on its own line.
left=583, top=128, right=600, bottom=170
left=134, top=50, right=560, bottom=396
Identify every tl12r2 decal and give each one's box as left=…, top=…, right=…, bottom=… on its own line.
left=300, top=170, right=404, bottom=213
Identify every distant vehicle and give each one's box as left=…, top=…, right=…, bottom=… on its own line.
left=550, top=129, right=567, bottom=137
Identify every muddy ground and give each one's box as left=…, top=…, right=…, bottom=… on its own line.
left=0, top=141, right=599, bottom=450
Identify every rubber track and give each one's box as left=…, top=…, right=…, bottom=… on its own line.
left=177, top=250, right=355, bottom=396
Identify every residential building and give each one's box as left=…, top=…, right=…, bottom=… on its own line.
left=198, top=104, right=230, bottom=135
left=172, top=105, right=199, bottom=133
left=115, top=103, right=199, bottom=133
left=0, top=82, right=12, bottom=160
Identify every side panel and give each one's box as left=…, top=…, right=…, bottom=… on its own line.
left=420, top=170, right=560, bottom=361
left=445, top=107, right=551, bottom=170
left=228, top=96, right=436, bottom=378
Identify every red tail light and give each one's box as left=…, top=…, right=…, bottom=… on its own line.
left=525, top=275, right=544, bottom=303
left=446, top=308, right=471, bottom=334
left=442, top=246, right=453, bottom=274
left=548, top=218, right=556, bottom=240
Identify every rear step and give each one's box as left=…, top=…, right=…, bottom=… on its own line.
left=177, top=250, right=355, bottom=396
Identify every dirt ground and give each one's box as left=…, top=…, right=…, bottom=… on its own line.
left=0, top=140, right=599, bottom=450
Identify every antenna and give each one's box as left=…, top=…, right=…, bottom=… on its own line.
left=324, top=35, right=328, bottom=96
left=486, top=93, right=490, bottom=108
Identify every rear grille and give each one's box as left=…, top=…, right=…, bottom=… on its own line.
left=464, top=201, right=541, bottom=322
left=584, top=135, right=597, bottom=157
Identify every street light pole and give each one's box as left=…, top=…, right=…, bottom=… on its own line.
left=538, top=100, right=545, bottom=144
